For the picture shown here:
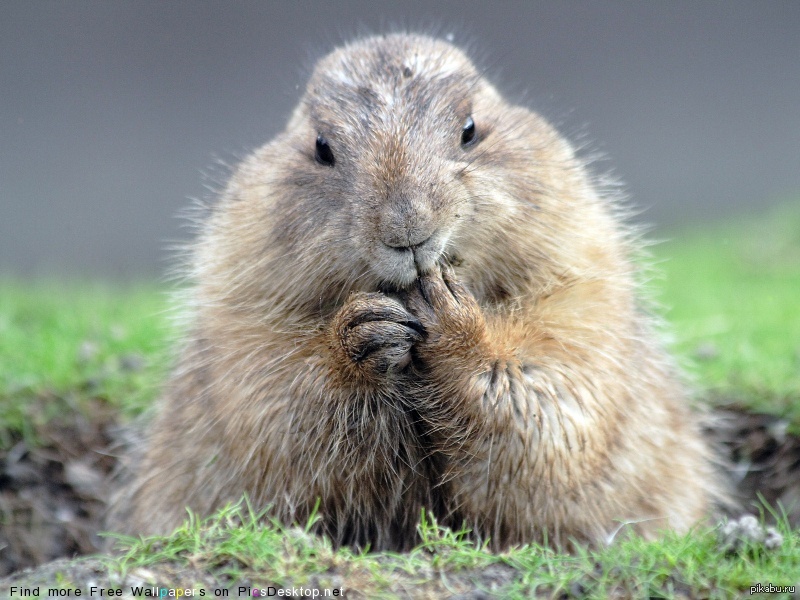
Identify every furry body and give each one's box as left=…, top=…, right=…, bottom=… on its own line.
left=115, top=34, right=722, bottom=550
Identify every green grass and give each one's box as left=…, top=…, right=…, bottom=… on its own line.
left=0, top=281, right=172, bottom=446
left=2, top=201, right=799, bottom=595
left=655, top=201, right=800, bottom=419
left=101, top=501, right=799, bottom=598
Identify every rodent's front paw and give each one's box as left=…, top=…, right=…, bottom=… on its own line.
left=333, top=292, right=424, bottom=378
left=402, top=265, right=486, bottom=362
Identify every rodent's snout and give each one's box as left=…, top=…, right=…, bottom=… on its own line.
left=366, top=158, right=457, bottom=286
left=375, top=192, right=449, bottom=284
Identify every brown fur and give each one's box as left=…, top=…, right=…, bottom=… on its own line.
left=112, top=34, right=725, bottom=550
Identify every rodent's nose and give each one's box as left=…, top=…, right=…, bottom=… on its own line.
left=381, top=188, right=436, bottom=250
left=380, top=208, right=436, bottom=250
left=382, top=230, right=433, bottom=251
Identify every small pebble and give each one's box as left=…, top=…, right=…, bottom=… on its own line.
left=693, top=342, right=719, bottom=361
left=78, top=341, right=99, bottom=363
left=119, top=353, right=146, bottom=372
left=718, top=514, right=783, bottom=552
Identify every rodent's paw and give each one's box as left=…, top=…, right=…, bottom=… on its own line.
left=402, top=265, right=486, bottom=359
left=334, top=293, right=424, bottom=377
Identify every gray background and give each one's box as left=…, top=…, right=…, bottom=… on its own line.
left=2, top=1, right=799, bottom=278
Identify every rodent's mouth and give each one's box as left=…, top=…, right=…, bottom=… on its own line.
left=375, top=232, right=449, bottom=290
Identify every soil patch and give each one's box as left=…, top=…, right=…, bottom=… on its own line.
left=708, top=403, right=800, bottom=522
left=0, top=396, right=117, bottom=576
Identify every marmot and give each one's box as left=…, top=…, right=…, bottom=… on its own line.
left=113, top=34, right=725, bottom=550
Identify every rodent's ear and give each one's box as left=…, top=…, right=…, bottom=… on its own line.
left=461, top=116, right=477, bottom=147
left=315, top=134, right=336, bottom=167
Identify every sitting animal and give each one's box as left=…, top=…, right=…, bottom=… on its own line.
left=112, top=33, right=725, bottom=551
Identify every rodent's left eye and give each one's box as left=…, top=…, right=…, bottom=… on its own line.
left=315, top=134, right=335, bottom=167
left=461, top=116, right=477, bottom=147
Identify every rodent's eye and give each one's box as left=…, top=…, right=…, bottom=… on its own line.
left=461, top=116, right=477, bottom=147
left=315, top=134, right=335, bottom=167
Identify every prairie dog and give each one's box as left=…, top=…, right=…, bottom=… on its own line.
left=114, top=33, right=724, bottom=550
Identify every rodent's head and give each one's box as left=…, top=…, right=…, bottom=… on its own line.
left=206, top=34, right=617, bottom=316
left=287, top=34, right=503, bottom=290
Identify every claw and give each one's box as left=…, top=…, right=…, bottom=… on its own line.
left=402, top=315, right=426, bottom=336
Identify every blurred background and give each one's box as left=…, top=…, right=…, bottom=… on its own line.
left=2, top=0, right=799, bottom=279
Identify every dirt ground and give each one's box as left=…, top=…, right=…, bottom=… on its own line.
left=1, top=399, right=799, bottom=579
left=0, top=396, right=118, bottom=576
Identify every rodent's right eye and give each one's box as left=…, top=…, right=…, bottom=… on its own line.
left=315, top=134, right=335, bottom=167
left=461, top=116, right=477, bottom=147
